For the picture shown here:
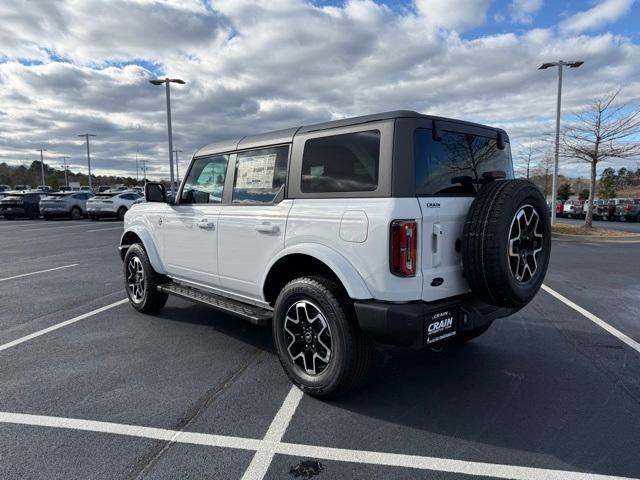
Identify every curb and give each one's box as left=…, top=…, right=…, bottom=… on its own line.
left=552, top=233, right=640, bottom=243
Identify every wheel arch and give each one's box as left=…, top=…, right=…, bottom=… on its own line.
left=261, top=244, right=372, bottom=306
left=119, top=226, right=166, bottom=274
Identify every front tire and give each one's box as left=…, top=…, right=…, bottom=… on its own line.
left=272, top=276, right=372, bottom=398
left=123, top=244, right=168, bottom=314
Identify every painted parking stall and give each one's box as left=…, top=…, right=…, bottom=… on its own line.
left=1, top=217, right=640, bottom=479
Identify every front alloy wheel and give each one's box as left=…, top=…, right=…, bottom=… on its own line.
left=284, top=300, right=332, bottom=376
left=508, top=204, right=544, bottom=283
left=127, top=256, right=145, bottom=304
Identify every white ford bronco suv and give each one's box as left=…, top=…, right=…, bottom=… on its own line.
left=119, top=111, right=550, bottom=397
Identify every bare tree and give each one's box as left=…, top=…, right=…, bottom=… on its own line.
left=562, top=91, right=640, bottom=228
left=515, top=142, right=535, bottom=179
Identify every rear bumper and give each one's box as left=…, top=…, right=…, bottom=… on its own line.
left=354, top=294, right=515, bottom=348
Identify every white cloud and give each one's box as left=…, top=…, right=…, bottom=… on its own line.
left=414, top=0, right=491, bottom=31
left=561, top=0, right=635, bottom=33
left=508, top=0, right=544, bottom=24
left=0, top=0, right=639, bottom=181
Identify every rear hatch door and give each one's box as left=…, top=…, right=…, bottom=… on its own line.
left=414, top=127, right=514, bottom=302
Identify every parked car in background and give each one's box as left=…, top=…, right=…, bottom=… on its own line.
left=0, top=185, right=10, bottom=192
left=87, top=191, right=142, bottom=220
left=563, top=199, right=583, bottom=219
left=616, top=199, right=640, bottom=222
left=39, top=192, right=95, bottom=220
left=36, top=186, right=54, bottom=193
left=555, top=200, right=564, bottom=217
left=0, top=191, right=44, bottom=219
left=601, top=198, right=631, bottom=221
left=13, top=185, right=31, bottom=191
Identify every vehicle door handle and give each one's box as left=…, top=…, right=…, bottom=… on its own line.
left=255, top=222, right=279, bottom=234
left=197, top=220, right=215, bottom=230
left=432, top=223, right=443, bottom=267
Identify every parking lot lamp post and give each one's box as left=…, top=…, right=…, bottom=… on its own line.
left=173, top=149, right=183, bottom=183
left=35, top=148, right=47, bottom=187
left=60, top=156, right=70, bottom=186
left=78, top=134, right=96, bottom=192
left=149, top=78, right=185, bottom=196
left=135, top=148, right=139, bottom=184
left=538, top=60, right=584, bottom=225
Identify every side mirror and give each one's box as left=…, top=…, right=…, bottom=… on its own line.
left=145, top=182, right=166, bottom=203
left=496, top=131, right=506, bottom=150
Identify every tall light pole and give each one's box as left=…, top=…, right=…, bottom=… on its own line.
left=135, top=147, right=139, bottom=184
left=173, top=149, right=183, bottom=183
left=60, top=156, right=70, bottom=187
left=78, top=133, right=96, bottom=191
left=35, top=148, right=47, bottom=187
left=539, top=60, right=584, bottom=225
left=149, top=77, right=185, bottom=195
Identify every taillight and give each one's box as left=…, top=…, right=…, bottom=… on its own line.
left=626, top=204, right=633, bottom=211
left=390, top=220, right=417, bottom=277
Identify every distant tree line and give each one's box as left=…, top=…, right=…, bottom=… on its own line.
left=598, top=166, right=640, bottom=198
left=0, top=161, right=143, bottom=189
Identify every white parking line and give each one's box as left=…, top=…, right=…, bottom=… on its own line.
left=86, top=226, right=123, bottom=233
left=21, top=223, right=92, bottom=232
left=0, top=410, right=635, bottom=480
left=0, top=299, right=128, bottom=352
left=542, top=284, right=640, bottom=354
left=241, top=386, right=304, bottom=480
left=0, top=264, right=78, bottom=283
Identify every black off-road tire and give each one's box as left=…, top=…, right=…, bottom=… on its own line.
left=28, top=208, right=40, bottom=220
left=272, top=276, right=373, bottom=398
left=117, top=206, right=127, bottom=221
left=90, top=215, right=99, bottom=221
left=123, top=243, right=168, bottom=314
left=462, top=179, right=551, bottom=309
left=4, top=215, right=14, bottom=220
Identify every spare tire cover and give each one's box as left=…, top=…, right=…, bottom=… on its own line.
left=462, top=179, right=551, bottom=308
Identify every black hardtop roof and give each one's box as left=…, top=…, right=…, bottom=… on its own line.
left=194, top=110, right=508, bottom=157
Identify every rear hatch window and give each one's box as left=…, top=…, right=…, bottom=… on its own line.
left=414, top=129, right=514, bottom=196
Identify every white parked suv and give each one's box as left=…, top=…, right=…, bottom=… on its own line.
left=119, top=111, right=551, bottom=397
left=88, top=190, right=143, bottom=220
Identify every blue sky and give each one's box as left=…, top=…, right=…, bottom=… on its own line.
left=0, top=0, right=638, bottom=179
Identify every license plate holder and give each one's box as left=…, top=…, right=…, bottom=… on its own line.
left=424, top=307, right=458, bottom=344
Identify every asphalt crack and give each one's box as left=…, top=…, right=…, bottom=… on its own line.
left=127, top=347, right=264, bottom=480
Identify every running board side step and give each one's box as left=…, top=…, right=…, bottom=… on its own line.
left=158, top=283, right=272, bottom=326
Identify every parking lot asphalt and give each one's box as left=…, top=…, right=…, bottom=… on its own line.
left=557, top=217, right=640, bottom=233
left=1, top=218, right=639, bottom=480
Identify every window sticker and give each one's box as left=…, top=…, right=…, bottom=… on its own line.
left=235, top=154, right=277, bottom=189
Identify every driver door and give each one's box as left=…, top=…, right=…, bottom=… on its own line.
left=162, top=154, right=230, bottom=288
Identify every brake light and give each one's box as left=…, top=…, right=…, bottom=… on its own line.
left=390, top=220, right=417, bottom=277
left=626, top=205, right=633, bottom=211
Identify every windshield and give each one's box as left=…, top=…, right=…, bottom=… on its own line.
left=414, top=128, right=514, bottom=195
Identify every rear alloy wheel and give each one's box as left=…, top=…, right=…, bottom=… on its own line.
left=273, top=276, right=372, bottom=398
left=117, top=207, right=127, bottom=221
left=70, top=206, right=82, bottom=220
left=28, top=208, right=39, bottom=220
left=123, top=243, right=168, bottom=314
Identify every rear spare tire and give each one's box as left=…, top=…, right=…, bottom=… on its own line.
left=462, top=179, right=550, bottom=308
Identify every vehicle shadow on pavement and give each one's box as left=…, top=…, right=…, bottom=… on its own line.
left=155, top=302, right=275, bottom=353
left=283, top=311, right=640, bottom=478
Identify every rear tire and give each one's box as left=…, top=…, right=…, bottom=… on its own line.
left=90, top=215, right=99, bottom=221
left=123, top=243, right=168, bottom=314
left=4, top=215, right=14, bottom=220
left=272, top=276, right=372, bottom=398
left=117, top=207, right=127, bottom=221
left=70, top=206, right=82, bottom=220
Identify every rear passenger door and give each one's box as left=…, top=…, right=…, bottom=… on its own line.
left=217, top=146, right=292, bottom=300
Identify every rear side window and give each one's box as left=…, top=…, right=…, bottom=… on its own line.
left=414, top=129, right=514, bottom=195
left=232, top=146, right=289, bottom=204
left=181, top=155, right=229, bottom=204
left=301, top=130, right=380, bottom=193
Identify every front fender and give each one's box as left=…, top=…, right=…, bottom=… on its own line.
left=262, top=243, right=372, bottom=300
left=119, top=225, right=166, bottom=274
